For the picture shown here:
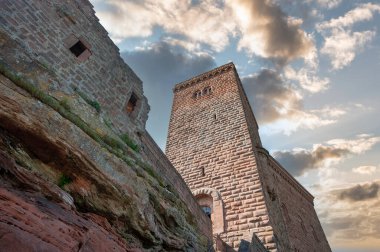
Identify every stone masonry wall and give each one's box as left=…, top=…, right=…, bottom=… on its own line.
left=0, top=0, right=149, bottom=136
left=166, top=62, right=332, bottom=252
left=166, top=63, right=277, bottom=251
left=140, top=132, right=212, bottom=238
left=258, top=149, right=331, bottom=252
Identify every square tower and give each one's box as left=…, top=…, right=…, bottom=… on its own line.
left=166, top=63, right=331, bottom=252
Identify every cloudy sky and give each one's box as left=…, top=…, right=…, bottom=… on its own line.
left=90, top=0, right=380, bottom=251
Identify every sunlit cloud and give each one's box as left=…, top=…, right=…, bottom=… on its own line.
left=353, top=165, right=377, bottom=175
left=229, top=0, right=314, bottom=63
left=273, top=135, right=380, bottom=176
left=317, top=180, right=380, bottom=247
left=93, top=0, right=236, bottom=51
left=284, top=65, right=329, bottom=93
left=243, top=69, right=341, bottom=134
left=317, top=3, right=380, bottom=70
left=93, top=0, right=314, bottom=64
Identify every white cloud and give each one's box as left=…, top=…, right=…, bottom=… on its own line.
left=162, top=37, right=201, bottom=53
left=260, top=112, right=336, bottom=136
left=353, top=166, right=377, bottom=175
left=310, top=106, right=346, bottom=118
left=243, top=69, right=343, bottom=135
left=320, top=29, right=376, bottom=70
left=317, top=3, right=380, bottom=70
left=317, top=3, right=380, bottom=30
left=326, top=136, right=380, bottom=155
left=316, top=0, right=342, bottom=9
left=93, top=0, right=236, bottom=51
left=284, top=65, right=329, bottom=93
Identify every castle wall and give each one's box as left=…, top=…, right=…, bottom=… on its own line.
left=140, top=132, right=212, bottom=238
left=166, top=63, right=331, bottom=252
left=0, top=0, right=149, bottom=135
left=166, top=64, right=277, bottom=251
left=258, top=151, right=331, bottom=252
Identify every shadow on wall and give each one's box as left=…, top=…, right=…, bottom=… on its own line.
left=215, top=234, right=234, bottom=252
left=236, top=235, right=269, bottom=252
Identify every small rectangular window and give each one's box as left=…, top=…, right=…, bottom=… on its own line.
left=70, top=40, right=87, bottom=57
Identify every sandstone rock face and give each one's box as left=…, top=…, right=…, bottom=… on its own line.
left=0, top=0, right=212, bottom=250
left=0, top=177, right=129, bottom=252
left=0, top=74, right=211, bottom=251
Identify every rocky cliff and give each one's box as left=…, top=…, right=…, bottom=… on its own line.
left=0, top=70, right=210, bottom=251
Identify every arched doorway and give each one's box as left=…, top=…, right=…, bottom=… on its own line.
left=193, top=188, right=225, bottom=234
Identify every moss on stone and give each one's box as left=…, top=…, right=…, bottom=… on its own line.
left=58, top=174, right=72, bottom=188
left=119, top=133, right=139, bottom=152
left=59, top=97, right=71, bottom=111
left=0, top=61, right=121, bottom=158
left=74, top=88, right=101, bottom=113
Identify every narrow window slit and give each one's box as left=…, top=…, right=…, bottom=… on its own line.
left=200, top=167, right=205, bottom=176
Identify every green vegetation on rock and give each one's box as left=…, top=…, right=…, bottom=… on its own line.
left=58, top=174, right=72, bottom=188
left=74, top=88, right=101, bottom=113
left=59, top=97, right=70, bottom=111
left=0, top=61, right=165, bottom=190
left=120, top=133, right=139, bottom=152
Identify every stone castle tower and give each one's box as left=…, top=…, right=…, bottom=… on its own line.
left=166, top=63, right=331, bottom=251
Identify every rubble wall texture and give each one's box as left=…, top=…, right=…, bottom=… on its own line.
left=0, top=0, right=149, bottom=134
left=166, top=63, right=331, bottom=252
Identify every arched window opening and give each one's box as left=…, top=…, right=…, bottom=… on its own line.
left=193, top=90, right=202, bottom=99
left=201, top=206, right=212, bottom=218
left=267, top=186, right=276, bottom=201
left=196, top=194, right=213, bottom=220
left=126, top=93, right=138, bottom=113
left=203, top=86, right=212, bottom=95
left=193, top=188, right=225, bottom=234
left=193, top=87, right=212, bottom=99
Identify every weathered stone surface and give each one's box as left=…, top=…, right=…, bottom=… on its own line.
left=0, top=74, right=210, bottom=251
left=0, top=0, right=212, bottom=250
left=0, top=174, right=129, bottom=252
